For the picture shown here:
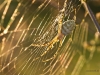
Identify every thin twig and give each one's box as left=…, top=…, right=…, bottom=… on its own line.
left=81, top=0, right=100, bottom=33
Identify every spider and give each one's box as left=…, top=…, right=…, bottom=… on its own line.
left=32, top=0, right=76, bottom=61
left=32, top=11, right=76, bottom=47
left=32, top=17, right=76, bottom=62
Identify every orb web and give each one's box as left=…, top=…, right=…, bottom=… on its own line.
left=0, top=0, right=98, bottom=75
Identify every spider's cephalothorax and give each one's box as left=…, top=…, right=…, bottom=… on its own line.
left=61, top=20, right=75, bottom=36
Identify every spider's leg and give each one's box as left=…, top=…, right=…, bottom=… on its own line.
left=41, top=34, right=64, bottom=62
left=32, top=37, right=56, bottom=47
left=41, top=36, right=59, bottom=57
left=42, top=42, right=61, bottom=62
left=31, top=36, right=59, bottom=62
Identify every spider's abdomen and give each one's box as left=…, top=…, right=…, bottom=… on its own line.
left=61, top=20, right=75, bottom=36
